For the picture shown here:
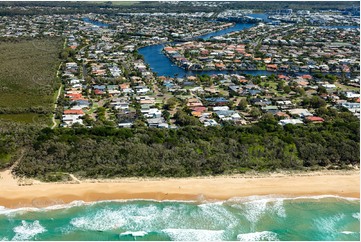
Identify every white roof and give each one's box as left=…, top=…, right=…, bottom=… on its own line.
left=278, top=119, right=303, bottom=125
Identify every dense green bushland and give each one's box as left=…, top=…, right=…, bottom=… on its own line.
left=0, top=38, right=63, bottom=123
left=7, top=110, right=359, bottom=181
left=0, top=38, right=62, bottom=124
left=0, top=120, right=41, bottom=168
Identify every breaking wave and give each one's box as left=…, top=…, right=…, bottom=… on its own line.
left=314, top=213, right=346, bottom=240
left=0, top=195, right=358, bottom=241
left=352, top=212, right=360, bottom=220
left=162, top=229, right=225, bottom=241
left=70, top=208, right=127, bottom=231
left=12, top=220, right=46, bottom=241
left=237, top=231, right=279, bottom=241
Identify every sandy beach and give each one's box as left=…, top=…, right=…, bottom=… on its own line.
left=0, top=170, right=359, bottom=208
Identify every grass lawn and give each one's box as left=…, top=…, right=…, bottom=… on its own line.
left=335, top=82, right=360, bottom=92
left=0, top=38, right=63, bottom=124
left=155, top=97, right=164, bottom=103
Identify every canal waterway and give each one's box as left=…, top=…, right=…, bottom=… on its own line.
left=138, top=22, right=279, bottom=77
left=82, top=16, right=357, bottom=78
left=138, top=42, right=279, bottom=77
left=83, top=17, right=109, bottom=27
left=197, top=23, right=255, bottom=40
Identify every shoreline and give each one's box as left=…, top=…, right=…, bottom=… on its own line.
left=0, top=170, right=359, bottom=209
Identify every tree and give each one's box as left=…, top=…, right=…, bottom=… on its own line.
left=60, top=50, right=69, bottom=59
left=295, top=87, right=306, bottom=96
left=250, top=107, right=262, bottom=118
left=162, top=110, right=170, bottom=121
left=277, top=80, right=285, bottom=91
left=317, top=86, right=327, bottom=95
left=164, top=97, right=178, bottom=110
left=174, top=110, right=200, bottom=126
left=237, top=99, right=249, bottom=111
left=283, top=85, right=291, bottom=94
left=310, top=96, right=326, bottom=108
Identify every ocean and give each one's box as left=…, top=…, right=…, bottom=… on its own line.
left=0, top=196, right=359, bottom=241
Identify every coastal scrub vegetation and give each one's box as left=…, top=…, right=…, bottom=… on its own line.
left=0, top=38, right=62, bottom=124
left=2, top=109, right=358, bottom=181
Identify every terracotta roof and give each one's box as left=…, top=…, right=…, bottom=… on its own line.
left=191, top=106, right=207, bottom=112
left=191, top=111, right=202, bottom=117
left=306, top=116, right=324, bottom=122
left=302, top=74, right=313, bottom=80
left=64, top=109, right=84, bottom=115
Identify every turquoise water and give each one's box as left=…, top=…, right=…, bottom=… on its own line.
left=0, top=196, right=359, bottom=241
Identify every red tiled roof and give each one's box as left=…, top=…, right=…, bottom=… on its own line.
left=278, top=74, right=288, bottom=80
left=191, top=106, right=207, bottom=112
left=306, top=116, right=324, bottom=122
left=267, top=64, right=278, bottom=69
left=64, top=109, right=84, bottom=115
left=302, top=75, right=313, bottom=80
left=94, top=89, right=104, bottom=95
left=67, top=93, right=82, bottom=98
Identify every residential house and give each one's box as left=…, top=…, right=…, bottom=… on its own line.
left=278, top=119, right=304, bottom=125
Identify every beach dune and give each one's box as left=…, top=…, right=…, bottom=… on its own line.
left=0, top=170, right=359, bottom=208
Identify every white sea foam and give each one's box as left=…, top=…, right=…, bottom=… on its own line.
left=70, top=209, right=127, bottom=231
left=0, top=206, right=38, bottom=216
left=70, top=203, right=178, bottom=232
left=273, top=199, right=286, bottom=218
left=0, top=195, right=357, bottom=216
left=162, top=229, right=225, bottom=241
left=198, top=202, right=238, bottom=229
left=0, top=237, right=9, bottom=241
left=0, top=199, right=192, bottom=217
left=237, top=231, right=279, bottom=241
left=341, top=231, right=356, bottom=235
left=230, top=196, right=286, bottom=225
left=227, top=195, right=359, bottom=203
left=242, top=199, right=269, bottom=224
left=284, top=195, right=359, bottom=201
left=120, top=231, right=148, bottom=237
left=352, top=212, right=360, bottom=220
left=12, top=220, right=46, bottom=241
left=313, top=213, right=346, bottom=239
left=0, top=200, right=87, bottom=216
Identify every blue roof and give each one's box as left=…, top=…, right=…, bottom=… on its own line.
left=215, top=110, right=235, bottom=116
left=205, top=97, right=229, bottom=103
left=164, top=83, right=174, bottom=87
left=248, top=90, right=262, bottom=95
left=93, top=85, right=106, bottom=90
left=183, top=81, right=195, bottom=86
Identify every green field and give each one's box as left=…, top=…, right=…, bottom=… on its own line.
left=0, top=38, right=62, bottom=124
